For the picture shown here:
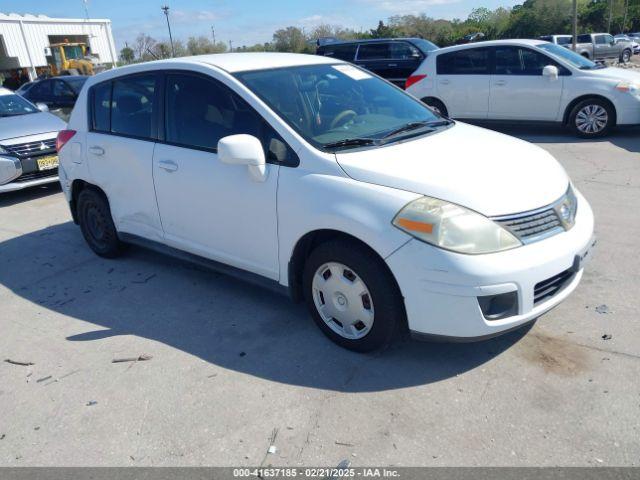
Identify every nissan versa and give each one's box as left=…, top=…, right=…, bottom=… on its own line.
left=57, top=53, right=595, bottom=352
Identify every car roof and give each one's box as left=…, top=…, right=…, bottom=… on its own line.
left=318, top=37, right=426, bottom=47
left=435, top=39, right=547, bottom=53
left=95, top=53, right=343, bottom=77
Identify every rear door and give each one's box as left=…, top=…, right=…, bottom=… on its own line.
left=488, top=46, right=564, bottom=121
left=85, top=73, right=163, bottom=240
left=435, top=47, right=491, bottom=119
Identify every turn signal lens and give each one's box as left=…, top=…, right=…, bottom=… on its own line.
left=56, top=130, right=77, bottom=152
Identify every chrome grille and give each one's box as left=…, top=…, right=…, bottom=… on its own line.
left=494, top=208, right=564, bottom=244
left=534, top=268, right=575, bottom=305
left=2, top=139, right=56, bottom=157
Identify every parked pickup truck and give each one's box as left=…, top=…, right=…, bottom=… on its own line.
left=573, top=33, right=633, bottom=63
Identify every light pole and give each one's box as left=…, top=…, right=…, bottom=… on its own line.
left=161, top=5, right=175, bottom=57
left=211, top=26, right=216, bottom=45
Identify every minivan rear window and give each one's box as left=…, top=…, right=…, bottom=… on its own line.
left=357, top=43, right=390, bottom=60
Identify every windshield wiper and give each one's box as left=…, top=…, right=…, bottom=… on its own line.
left=381, top=121, right=432, bottom=140
left=322, top=138, right=378, bottom=149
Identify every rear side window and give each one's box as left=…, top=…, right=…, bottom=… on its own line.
left=91, top=82, right=111, bottom=132
left=111, top=74, right=156, bottom=139
left=437, top=48, right=490, bottom=74
left=319, top=44, right=357, bottom=61
left=577, top=34, right=592, bottom=43
left=89, top=74, right=157, bottom=139
left=358, top=43, right=390, bottom=60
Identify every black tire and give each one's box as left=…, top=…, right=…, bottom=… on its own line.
left=422, top=97, right=448, bottom=117
left=77, top=188, right=125, bottom=258
left=620, top=49, right=632, bottom=64
left=568, top=98, right=615, bottom=138
left=302, top=240, right=405, bottom=352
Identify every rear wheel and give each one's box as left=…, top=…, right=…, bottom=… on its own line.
left=421, top=98, right=448, bottom=117
left=568, top=98, right=614, bottom=138
left=77, top=188, right=125, bottom=258
left=303, top=240, right=405, bottom=352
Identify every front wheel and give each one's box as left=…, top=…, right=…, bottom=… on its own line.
left=303, top=240, right=405, bottom=352
left=568, top=99, right=614, bottom=138
left=421, top=98, right=448, bottom=117
left=620, top=49, right=632, bottom=64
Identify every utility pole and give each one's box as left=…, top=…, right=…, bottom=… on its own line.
left=161, top=5, right=176, bottom=57
left=572, top=0, right=578, bottom=52
left=228, top=40, right=233, bottom=52
left=608, top=0, right=613, bottom=33
left=211, top=26, right=216, bottom=45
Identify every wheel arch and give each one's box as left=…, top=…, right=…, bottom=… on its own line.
left=420, top=96, right=448, bottom=115
left=69, top=179, right=108, bottom=224
left=287, top=229, right=401, bottom=304
left=563, top=94, right=617, bottom=126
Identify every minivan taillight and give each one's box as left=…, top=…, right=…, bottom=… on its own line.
left=405, top=74, right=427, bottom=89
left=56, top=130, right=77, bottom=152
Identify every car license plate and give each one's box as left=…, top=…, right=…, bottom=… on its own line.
left=37, top=155, right=59, bottom=171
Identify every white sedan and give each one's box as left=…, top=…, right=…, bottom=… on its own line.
left=57, top=53, right=595, bottom=351
left=405, top=39, right=640, bottom=137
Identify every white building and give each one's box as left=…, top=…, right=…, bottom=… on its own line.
left=0, top=12, right=117, bottom=80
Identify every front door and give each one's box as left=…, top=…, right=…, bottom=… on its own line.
left=152, top=72, right=280, bottom=279
left=488, top=46, right=563, bottom=121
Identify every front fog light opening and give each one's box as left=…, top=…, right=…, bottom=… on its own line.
left=478, top=291, right=518, bottom=320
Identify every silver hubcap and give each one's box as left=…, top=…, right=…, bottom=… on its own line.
left=312, top=262, right=374, bottom=340
left=576, top=105, right=608, bottom=134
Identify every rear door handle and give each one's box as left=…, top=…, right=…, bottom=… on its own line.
left=158, top=160, right=178, bottom=172
left=494, top=80, right=507, bottom=86
left=88, top=146, right=104, bottom=156
left=439, top=79, right=450, bottom=85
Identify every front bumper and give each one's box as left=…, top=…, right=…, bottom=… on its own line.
left=0, top=173, right=59, bottom=193
left=386, top=190, right=595, bottom=340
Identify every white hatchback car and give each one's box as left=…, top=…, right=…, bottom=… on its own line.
left=405, top=39, right=640, bottom=137
left=58, top=53, right=595, bottom=351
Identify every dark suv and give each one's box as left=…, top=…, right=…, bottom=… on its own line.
left=316, top=38, right=438, bottom=88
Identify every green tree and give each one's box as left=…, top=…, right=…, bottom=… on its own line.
left=119, top=46, right=134, bottom=63
left=272, top=27, right=310, bottom=53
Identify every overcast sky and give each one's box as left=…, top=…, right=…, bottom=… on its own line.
left=2, top=0, right=522, bottom=50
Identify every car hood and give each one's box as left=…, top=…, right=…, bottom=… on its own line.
left=585, top=66, right=640, bottom=81
left=335, top=122, right=569, bottom=217
left=0, top=112, right=66, bottom=143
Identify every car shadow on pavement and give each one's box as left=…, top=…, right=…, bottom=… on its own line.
left=0, top=221, right=531, bottom=393
left=467, top=121, right=640, bottom=154
left=0, top=183, right=62, bottom=208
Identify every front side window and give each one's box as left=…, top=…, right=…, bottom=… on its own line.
left=53, top=80, right=75, bottom=98
left=538, top=43, right=599, bottom=70
left=494, top=47, right=554, bottom=75
left=28, top=80, right=52, bottom=98
left=110, top=74, right=156, bottom=138
left=389, top=42, right=420, bottom=60
left=436, top=48, right=490, bottom=75
left=595, top=35, right=607, bottom=45
left=357, top=43, right=390, bottom=60
left=235, top=63, right=443, bottom=150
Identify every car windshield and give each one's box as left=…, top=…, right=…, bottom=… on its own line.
left=0, top=93, right=38, bottom=117
left=538, top=43, right=602, bottom=69
left=64, top=77, right=88, bottom=93
left=235, top=63, right=445, bottom=151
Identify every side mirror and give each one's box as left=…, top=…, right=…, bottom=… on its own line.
left=217, top=134, right=267, bottom=182
left=542, top=65, right=559, bottom=81
left=36, top=102, right=49, bottom=112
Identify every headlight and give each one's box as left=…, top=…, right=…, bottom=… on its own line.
left=392, top=196, right=522, bottom=254
left=615, top=81, right=640, bottom=95
left=555, top=184, right=578, bottom=230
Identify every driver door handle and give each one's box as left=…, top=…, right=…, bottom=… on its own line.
left=158, top=160, right=178, bottom=172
